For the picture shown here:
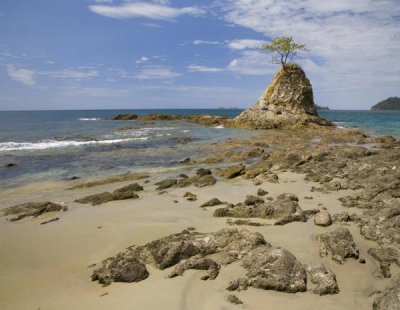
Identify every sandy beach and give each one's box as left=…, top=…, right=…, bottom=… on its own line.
left=1, top=127, right=399, bottom=310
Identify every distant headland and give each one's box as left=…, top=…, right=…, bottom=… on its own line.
left=371, top=97, right=400, bottom=110
left=316, top=105, right=330, bottom=111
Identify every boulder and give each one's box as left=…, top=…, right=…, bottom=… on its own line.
left=200, top=198, right=223, bottom=208
left=234, top=66, right=331, bottom=129
left=227, top=246, right=307, bottom=293
left=168, top=256, right=220, bottom=280
left=155, top=178, right=177, bottom=190
left=314, top=210, right=332, bottom=227
left=305, top=263, right=339, bottom=295
left=316, top=227, right=359, bottom=264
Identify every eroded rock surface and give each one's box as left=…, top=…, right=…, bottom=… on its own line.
left=373, top=274, right=400, bottom=310
left=227, top=246, right=307, bottom=293
left=91, top=228, right=266, bottom=286
left=316, top=227, right=359, bottom=263
left=2, top=202, right=64, bottom=222
left=75, top=183, right=143, bottom=206
left=305, top=263, right=339, bottom=295
left=216, top=164, right=245, bottom=179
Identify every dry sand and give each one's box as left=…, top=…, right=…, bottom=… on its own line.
left=0, top=170, right=395, bottom=310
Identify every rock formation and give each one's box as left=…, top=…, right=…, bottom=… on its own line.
left=234, top=65, right=331, bottom=129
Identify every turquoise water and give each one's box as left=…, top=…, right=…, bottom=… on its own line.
left=0, top=109, right=399, bottom=188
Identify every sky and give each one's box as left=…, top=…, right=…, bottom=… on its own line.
left=0, top=0, right=399, bottom=110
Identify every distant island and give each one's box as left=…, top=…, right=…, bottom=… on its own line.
left=316, top=105, right=330, bottom=110
left=371, top=96, right=400, bottom=110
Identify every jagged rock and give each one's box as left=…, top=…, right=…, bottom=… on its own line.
left=227, top=246, right=307, bottom=293
left=314, top=210, right=332, bottom=227
left=196, top=168, right=212, bottom=176
left=75, top=183, right=142, bottom=206
left=112, top=113, right=138, bottom=120
left=257, top=188, right=268, bottom=196
left=216, top=164, right=245, bottom=179
left=200, top=198, right=223, bottom=208
left=227, top=294, right=243, bottom=305
left=316, top=227, right=359, bottom=264
left=332, top=212, right=351, bottom=223
left=305, top=263, right=339, bottom=295
left=183, top=192, right=197, bottom=201
left=92, top=228, right=267, bottom=286
left=192, top=175, right=217, bottom=187
left=234, top=66, right=331, bottom=129
left=244, top=195, right=264, bottom=206
left=373, top=274, right=400, bottom=310
left=168, top=256, right=220, bottom=280
left=2, top=202, right=63, bottom=222
left=92, top=258, right=149, bottom=286
left=155, top=178, right=177, bottom=190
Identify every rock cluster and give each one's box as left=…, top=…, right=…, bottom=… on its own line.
left=214, top=193, right=306, bottom=225
left=154, top=169, right=217, bottom=191
left=75, top=183, right=143, bottom=206
left=92, top=228, right=340, bottom=296
left=2, top=202, right=64, bottom=222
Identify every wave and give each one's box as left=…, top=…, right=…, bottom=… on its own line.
left=78, top=118, right=100, bottom=121
left=0, top=137, right=148, bottom=152
left=213, top=125, right=224, bottom=129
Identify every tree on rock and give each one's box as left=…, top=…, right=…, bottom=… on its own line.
left=262, top=36, right=307, bottom=68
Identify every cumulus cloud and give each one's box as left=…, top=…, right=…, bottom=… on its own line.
left=220, top=0, right=400, bottom=92
left=89, top=2, right=205, bottom=21
left=188, top=65, right=223, bottom=72
left=7, top=66, right=36, bottom=86
left=227, top=50, right=276, bottom=76
left=227, top=39, right=265, bottom=50
left=135, top=66, right=181, bottom=79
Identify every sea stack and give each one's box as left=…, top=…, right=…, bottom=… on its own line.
left=234, top=65, right=331, bottom=129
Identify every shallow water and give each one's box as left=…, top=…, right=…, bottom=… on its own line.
left=1, top=109, right=399, bottom=188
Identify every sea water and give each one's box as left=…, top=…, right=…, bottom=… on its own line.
left=0, top=109, right=399, bottom=188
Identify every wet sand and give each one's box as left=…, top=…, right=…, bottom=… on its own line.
left=0, top=169, right=394, bottom=310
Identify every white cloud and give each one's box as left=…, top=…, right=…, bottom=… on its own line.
left=221, top=0, right=400, bottom=92
left=193, top=40, right=222, bottom=45
left=135, top=66, right=181, bottom=79
left=227, top=50, right=276, bottom=76
left=227, top=39, right=265, bottom=50
left=66, top=87, right=130, bottom=97
left=7, top=66, right=36, bottom=86
left=41, top=69, right=99, bottom=79
left=188, top=65, right=223, bottom=73
left=135, top=56, right=149, bottom=64
left=89, top=2, right=205, bottom=21
left=93, top=0, right=113, bottom=3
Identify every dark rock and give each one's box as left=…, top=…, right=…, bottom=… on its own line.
left=75, top=183, right=141, bottom=205
left=200, top=198, right=223, bottom=208
left=92, top=228, right=266, bottom=286
left=196, top=168, right=212, bottom=176
left=2, top=202, right=63, bottom=222
left=155, top=178, right=177, bottom=190
left=305, top=263, right=339, bottom=295
left=92, top=258, right=149, bottom=286
left=112, top=113, right=138, bottom=120
left=257, top=189, right=268, bottom=196
left=180, top=158, right=191, bottom=164
left=316, top=227, right=359, bottom=264
left=332, top=212, right=351, bottom=223
left=216, top=164, right=245, bottom=179
left=227, top=294, right=243, bottom=305
left=244, top=195, right=264, bottom=206
left=40, top=217, right=60, bottom=225
left=4, top=162, right=16, bottom=167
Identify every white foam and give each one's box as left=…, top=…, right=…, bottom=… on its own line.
left=78, top=118, right=100, bottom=121
left=0, top=137, right=148, bottom=152
left=213, top=125, right=224, bottom=129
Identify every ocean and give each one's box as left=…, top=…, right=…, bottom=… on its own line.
left=0, top=109, right=399, bottom=188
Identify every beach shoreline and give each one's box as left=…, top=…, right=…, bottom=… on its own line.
left=1, top=124, right=399, bottom=310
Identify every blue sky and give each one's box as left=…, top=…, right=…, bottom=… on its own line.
left=0, top=0, right=399, bottom=110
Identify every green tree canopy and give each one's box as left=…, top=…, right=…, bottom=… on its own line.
left=262, top=36, right=307, bottom=68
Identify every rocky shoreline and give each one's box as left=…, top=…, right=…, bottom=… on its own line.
left=0, top=121, right=399, bottom=309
